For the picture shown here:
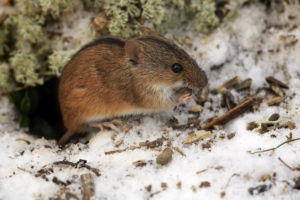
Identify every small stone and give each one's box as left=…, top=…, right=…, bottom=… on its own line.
left=156, top=148, right=173, bottom=165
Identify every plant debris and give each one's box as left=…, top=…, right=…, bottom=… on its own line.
left=188, top=105, right=203, bottom=113
left=203, top=97, right=254, bottom=130
left=251, top=138, right=300, bottom=154
left=81, top=173, right=95, bottom=200
left=235, top=78, right=252, bottom=91
left=264, top=96, right=284, bottom=106
left=227, top=133, right=235, bottom=140
left=15, top=138, right=30, bottom=144
left=252, top=113, right=290, bottom=132
left=104, top=149, right=127, bottom=155
left=270, top=84, right=285, bottom=97
left=115, top=140, right=123, bottom=147
left=196, top=86, right=209, bottom=105
left=53, top=159, right=101, bottom=176
left=133, top=160, right=147, bottom=167
left=52, top=176, right=67, bottom=186
left=279, top=157, right=300, bottom=171
left=122, top=125, right=133, bottom=132
left=172, top=147, right=186, bottom=156
left=145, top=185, right=152, bottom=192
left=248, top=184, right=272, bottom=195
left=161, top=182, right=167, bottom=190
left=65, top=192, right=80, bottom=200
left=259, top=174, right=271, bottom=182
left=265, top=76, right=289, bottom=89
left=216, top=76, right=241, bottom=93
left=147, top=136, right=167, bottom=148
left=183, top=131, right=212, bottom=145
left=199, top=181, right=211, bottom=188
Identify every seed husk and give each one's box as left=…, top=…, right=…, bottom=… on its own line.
left=133, top=160, right=147, bottom=167
left=217, top=76, right=242, bottom=92
left=225, top=91, right=237, bottom=110
left=265, top=76, right=289, bottom=89
left=147, top=136, right=167, bottom=148
left=189, top=105, right=203, bottom=113
left=235, top=78, right=252, bottom=90
left=270, top=83, right=285, bottom=97
left=268, top=113, right=280, bottom=121
left=265, top=96, right=284, bottom=105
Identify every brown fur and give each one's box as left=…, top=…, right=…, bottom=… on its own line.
left=58, top=27, right=208, bottom=144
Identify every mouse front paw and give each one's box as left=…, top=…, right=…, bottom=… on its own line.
left=178, top=93, right=193, bottom=104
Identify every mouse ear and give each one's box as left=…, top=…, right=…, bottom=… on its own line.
left=125, top=39, right=144, bottom=62
left=140, top=27, right=160, bottom=37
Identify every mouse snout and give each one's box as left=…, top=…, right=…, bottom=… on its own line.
left=187, top=73, right=208, bottom=89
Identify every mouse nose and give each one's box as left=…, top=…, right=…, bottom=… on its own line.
left=188, top=73, right=208, bottom=88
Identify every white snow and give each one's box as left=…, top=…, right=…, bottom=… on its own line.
left=1, top=3, right=300, bottom=200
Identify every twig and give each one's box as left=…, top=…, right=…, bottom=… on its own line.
left=278, top=157, right=293, bottom=171
left=251, top=138, right=300, bottom=154
left=0, top=86, right=28, bottom=95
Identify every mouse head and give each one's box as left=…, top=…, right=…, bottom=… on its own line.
left=125, top=27, right=208, bottom=93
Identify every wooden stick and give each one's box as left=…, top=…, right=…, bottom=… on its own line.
left=203, top=97, right=254, bottom=130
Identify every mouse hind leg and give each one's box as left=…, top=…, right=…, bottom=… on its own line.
left=89, top=119, right=123, bottom=132
left=58, top=129, right=75, bottom=145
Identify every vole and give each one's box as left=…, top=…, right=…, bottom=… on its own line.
left=58, top=27, right=208, bottom=145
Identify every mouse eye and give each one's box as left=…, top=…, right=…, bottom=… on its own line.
left=171, top=63, right=183, bottom=73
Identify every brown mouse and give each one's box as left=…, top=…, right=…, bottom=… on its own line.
left=58, top=27, right=208, bottom=145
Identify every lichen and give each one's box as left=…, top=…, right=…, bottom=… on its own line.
left=9, top=51, right=43, bottom=86
left=141, top=0, right=165, bottom=26
left=192, top=0, right=220, bottom=33
left=0, top=25, right=9, bottom=56
left=48, top=50, right=76, bottom=76
left=0, top=0, right=225, bottom=92
left=0, top=62, right=10, bottom=90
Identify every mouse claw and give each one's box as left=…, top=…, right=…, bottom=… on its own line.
left=90, top=119, right=123, bottom=132
left=111, top=119, right=123, bottom=126
left=178, top=93, right=193, bottom=104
